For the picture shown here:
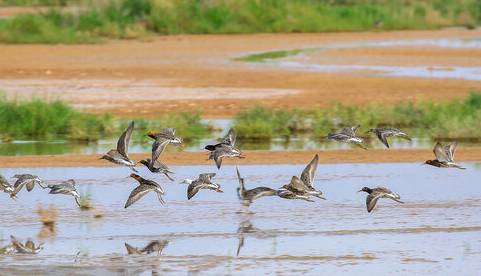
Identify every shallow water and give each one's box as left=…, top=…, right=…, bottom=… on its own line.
left=247, top=37, right=481, bottom=81
left=1, top=162, right=481, bottom=274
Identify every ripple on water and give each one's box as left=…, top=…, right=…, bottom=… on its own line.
left=1, top=163, right=481, bottom=274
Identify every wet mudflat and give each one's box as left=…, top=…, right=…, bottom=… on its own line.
left=1, top=162, right=481, bottom=274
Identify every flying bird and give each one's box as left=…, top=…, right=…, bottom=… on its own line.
left=101, top=121, right=137, bottom=172
left=367, top=127, right=411, bottom=148
left=277, top=154, right=325, bottom=202
left=205, top=128, right=243, bottom=169
left=181, top=173, right=223, bottom=200
left=327, top=125, right=367, bottom=149
left=236, top=166, right=276, bottom=206
left=125, top=173, right=165, bottom=208
left=0, top=175, right=14, bottom=197
left=424, top=142, right=465, bottom=169
left=10, top=174, right=45, bottom=198
left=358, top=186, right=404, bottom=213
left=46, top=179, right=81, bottom=207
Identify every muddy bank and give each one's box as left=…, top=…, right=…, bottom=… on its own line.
left=0, top=29, right=480, bottom=118
left=1, top=148, right=480, bottom=167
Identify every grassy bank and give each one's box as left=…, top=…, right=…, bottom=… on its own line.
left=0, top=0, right=479, bottom=43
left=234, top=92, right=481, bottom=141
left=0, top=98, right=210, bottom=142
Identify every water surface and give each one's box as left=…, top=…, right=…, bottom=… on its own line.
left=1, top=163, right=481, bottom=274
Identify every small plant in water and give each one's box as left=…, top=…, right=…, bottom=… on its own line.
left=79, top=190, right=93, bottom=211
left=36, top=204, right=58, bottom=234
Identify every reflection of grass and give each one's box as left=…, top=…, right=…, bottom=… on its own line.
left=0, top=0, right=479, bottom=43
left=234, top=92, right=481, bottom=140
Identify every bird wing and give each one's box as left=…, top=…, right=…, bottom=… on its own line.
left=162, top=128, right=176, bottom=138
left=287, top=176, right=309, bottom=193
left=340, top=125, right=360, bottom=136
left=199, top=173, right=216, bottom=183
left=221, top=128, right=236, bottom=146
left=12, top=178, right=27, bottom=196
left=124, top=185, right=152, bottom=208
left=445, top=142, right=458, bottom=162
left=117, top=121, right=134, bottom=158
left=366, top=193, right=383, bottom=213
left=236, top=166, right=245, bottom=187
left=212, top=149, right=225, bottom=169
left=300, top=154, right=318, bottom=188
left=376, top=131, right=390, bottom=148
left=433, top=142, right=449, bottom=162
left=25, top=180, right=35, bottom=192
left=151, top=138, right=170, bottom=163
left=25, top=240, right=35, bottom=250
left=187, top=182, right=202, bottom=200
left=124, top=243, right=142, bottom=254
left=327, top=132, right=351, bottom=140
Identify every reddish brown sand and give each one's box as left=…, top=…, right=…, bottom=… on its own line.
left=1, top=149, right=479, bottom=168
left=0, top=29, right=480, bottom=118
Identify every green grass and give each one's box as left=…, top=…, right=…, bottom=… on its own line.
left=0, top=98, right=211, bottom=142
left=0, top=98, right=113, bottom=141
left=234, top=92, right=481, bottom=141
left=0, top=0, right=479, bottom=43
left=121, top=112, right=211, bottom=142
left=0, top=0, right=69, bottom=6
left=234, top=49, right=313, bottom=62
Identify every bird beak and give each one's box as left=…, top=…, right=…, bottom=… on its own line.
left=217, top=188, right=224, bottom=193
left=357, top=189, right=362, bottom=193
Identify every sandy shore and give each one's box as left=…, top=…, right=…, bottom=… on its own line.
left=1, top=29, right=480, bottom=118
left=1, top=149, right=479, bottom=168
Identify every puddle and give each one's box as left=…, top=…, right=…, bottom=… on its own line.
left=0, top=163, right=481, bottom=273
left=241, top=37, right=481, bottom=81
left=274, top=61, right=481, bottom=81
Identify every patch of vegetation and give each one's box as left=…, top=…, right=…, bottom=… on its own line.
left=0, top=0, right=69, bottom=6
left=0, top=98, right=212, bottom=143
left=78, top=190, right=92, bottom=210
left=234, top=49, right=312, bottom=62
left=0, top=0, right=479, bottom=44
left=234, top=92, right=481, bottom=141
left=36, top=204, right=57, bottom=227
left=0, top=98, right=113, bottom=141
left=132, top=112, right=212, bottom=142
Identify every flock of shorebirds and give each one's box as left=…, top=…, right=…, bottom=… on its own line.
left=1, top=122, right=466, bottom=216
left=0, top=122, right=467, bottom=256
